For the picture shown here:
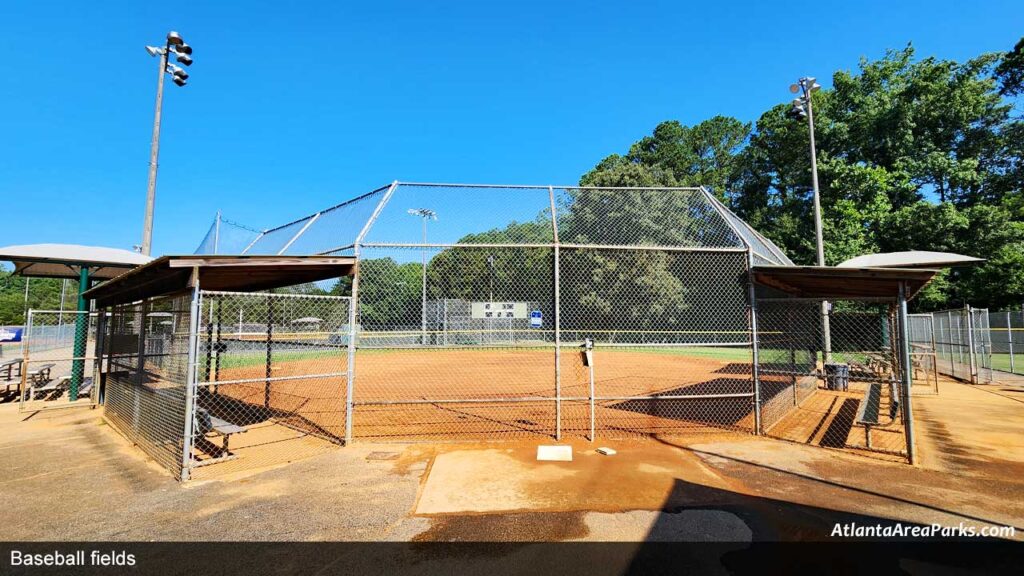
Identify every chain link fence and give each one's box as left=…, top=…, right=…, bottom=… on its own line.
left=99, top=290, right=351, bottom=480
left=17, top=310, right=99, bottom=412
left=910, top=307, right=994, bottom=384
left=102, top=294, right=193, bottom=478
left=759, top=298, right=913, bottom=459
left=121, top=181, right=927, bottom=478
left=988, top=310, right=1024, bottom=378
left=188, top=291, right=350, bottom=477
left=343, top=184, right=775, bottom=442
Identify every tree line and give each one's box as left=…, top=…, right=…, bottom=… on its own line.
left=580, top=42, right=1024, bottom=312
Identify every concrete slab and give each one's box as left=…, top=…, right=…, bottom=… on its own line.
left=414, top=440, right=731, bottom=515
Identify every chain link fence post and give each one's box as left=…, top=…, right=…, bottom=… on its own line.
left=180, top=277, right=201, bottom=481
left=548, top=185, right=562, bottom=441
left=747, top=252, right=762, bottom=435
left=898, top=283, right=915, bottom=464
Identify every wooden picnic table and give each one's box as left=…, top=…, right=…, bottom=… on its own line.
left=1, top=357, right=22, bottom=381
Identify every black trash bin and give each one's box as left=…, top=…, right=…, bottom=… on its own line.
left=824, top=363, right=850, bottom=391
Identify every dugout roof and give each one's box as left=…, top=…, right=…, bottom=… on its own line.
left=752, top=265, right=938, bottom=300
left=84, top=255, right=356, bottom=308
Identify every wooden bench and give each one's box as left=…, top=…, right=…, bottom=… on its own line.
left=193, top=407, right=247, bottom=464
left=854, top=381, right=900, bottom=449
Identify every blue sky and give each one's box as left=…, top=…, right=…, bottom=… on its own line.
left=1, top=0, right=1021, bottom=257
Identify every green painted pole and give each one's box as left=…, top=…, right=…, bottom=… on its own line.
left=70, top=267, right=90, bottom=400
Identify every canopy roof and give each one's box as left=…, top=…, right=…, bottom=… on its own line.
left=0, top=243, right=152, bottom=280
left=753, top=265, right=938, bottom=299
left=84, top=255, right=356, bottom=308
left=838, top=251, right=983, bottom=269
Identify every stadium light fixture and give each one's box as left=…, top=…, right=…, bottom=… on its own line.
left=140, top=31, right=195, bottom=256
left=789, top=75, right=832, bottom=361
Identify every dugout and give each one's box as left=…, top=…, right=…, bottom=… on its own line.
left=84, top=255, right=355, bottom=480
left=751, top=265, right=938, bottom=463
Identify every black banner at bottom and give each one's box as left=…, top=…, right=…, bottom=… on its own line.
left=2, top=541, right=1022, bottom=575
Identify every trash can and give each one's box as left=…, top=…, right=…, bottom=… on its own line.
left=824, top=363, right=850, bottom=391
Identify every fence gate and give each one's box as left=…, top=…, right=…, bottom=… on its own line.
left=19, top=310, right=100, bottom=412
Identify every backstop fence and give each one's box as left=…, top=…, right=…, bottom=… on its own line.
left=91, top=182, right=927, bottom=479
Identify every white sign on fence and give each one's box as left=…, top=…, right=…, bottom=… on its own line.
left=530, top=311, right=543, bottom=329
left=471, top=301, right=528, bottom=320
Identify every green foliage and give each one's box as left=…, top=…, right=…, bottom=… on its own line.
left=995, top=37, right=1024, bottom=96
left=356, top=258, right=424, bottom=329
left=623, top=116, right=751, bottom=201
left=0, top=269, right=73, bottom=325
left=580, top=43, right=1024, bottom=311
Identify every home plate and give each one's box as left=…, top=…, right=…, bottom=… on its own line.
left=537, top=445, right=573, bottom=461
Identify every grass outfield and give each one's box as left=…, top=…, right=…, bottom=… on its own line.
left=209, top=344, right=894, bottom=371
left=990, top=353, right=1023, bottom=375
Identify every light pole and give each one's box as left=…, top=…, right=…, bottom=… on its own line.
left=487, top=254, right=495, bottom=302
left=408, top=208, right=437, bottom=346
left=141, top=31, right=193, bottom=256
left=789, top=76, right=832, bottom=363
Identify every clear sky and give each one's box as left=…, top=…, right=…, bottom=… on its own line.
left=1, top=0, right=1021, bottom=257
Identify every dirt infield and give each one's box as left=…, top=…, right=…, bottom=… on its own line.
left=207, top=347, right=763, bottom=443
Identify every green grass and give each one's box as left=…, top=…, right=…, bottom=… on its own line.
left=990, top=353, right=1023, bottom=375
left=210, top=345, right=884, bottom=370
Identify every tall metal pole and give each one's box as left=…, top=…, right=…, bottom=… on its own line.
left=58, top=278, right=67, bottom=344
left=898, top=282, right=915, bottom=464
left=421, top=217, right=428, bottom=346
left=141, top=48, right=169, bottom=256
left=1009, top=311, right=1015, bottom=374
left=804, top=85, right=832, bottom=364
left=22, top=277, right=29, bottom=325
left=965, top=304, right=978, bottom=383
left=548, top=186, right=562, bottom=441
left=747, top=252, right=762, bottom=435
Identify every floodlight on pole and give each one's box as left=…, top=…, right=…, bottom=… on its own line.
left=789, top=75, right=832, bottom=362
left=141, top=31, right=194, bottom=256
left=408, top=208, right=437, bottom=346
